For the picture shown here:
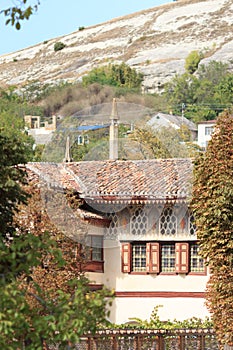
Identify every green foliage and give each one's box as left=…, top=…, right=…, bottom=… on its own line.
left=185, top=50, right=203, bottom=74
left=0, top=130, right=33, bottom=236
left=1, top=1, right=40, bottom=29
left=214, top=74, right=233, bottom=106
left=197, top=61, right=229, bottom=85
left=0, top=273, right=112, bottom=349
left=191, top=109, right=233, bottom=348
left=82, top=63, right=143, bottom=90
left=130, top=125, right=198, bottom=159
left=0, top=132, right=113, bottom=349
left=79, top=26, right=85, bottom=31
left=108, top=306, right=213, bottom=329
left=54, top=41, right=66, bottom=52
left=165, top=60, right=233, bottom=121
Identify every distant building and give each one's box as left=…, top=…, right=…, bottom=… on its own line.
left=197, top=120, right=216, bottom=149
left=24, top=115, right=57, bottom=145
left=147, top=112, right=197, bottom=141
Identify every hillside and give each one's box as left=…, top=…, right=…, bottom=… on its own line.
left=0, top=0, right=232, bottom=91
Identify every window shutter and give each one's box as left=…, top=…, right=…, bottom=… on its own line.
left=146, top=243, right=160, bottom=273
left=121, top=243, right=131, bottom=273
left=175, top=243, right=189, bottom=273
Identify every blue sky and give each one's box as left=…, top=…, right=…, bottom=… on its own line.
left=0, top=0, right=169, bottom=55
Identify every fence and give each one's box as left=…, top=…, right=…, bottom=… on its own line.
left=73, top=329, right=218, bottom=350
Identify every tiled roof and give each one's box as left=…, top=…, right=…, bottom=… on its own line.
left=26, top=158, right=193, bottom=204
left=148, top=113, right=197, bottom=131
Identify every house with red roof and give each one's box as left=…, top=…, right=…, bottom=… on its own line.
left=26, top=158, right=209, bottom=324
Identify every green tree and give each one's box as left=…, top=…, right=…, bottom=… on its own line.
left=214, top=74, right=233, bottom=106
left=82, top=63, right=143, bottom=90
left=197, top=61, right=229, bottom=85
left=185, top=50, right=203, bottom=74
left=0, top=131, right=112, bottom=349
left=165, top=73, right=198, bottom=110
left=0, top=130, right=33, bottom=236
left=130, top=125, right=197, bottom=159
left=191, top=109, right=233, bottom=348
left=165, top=61, right=233, bottom=121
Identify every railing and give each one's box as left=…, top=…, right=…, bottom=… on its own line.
left=72, top=329, right=218, bottom=350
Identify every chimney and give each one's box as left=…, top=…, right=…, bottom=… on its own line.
left=52, top=115, right=57, bottom=130
left=109, top=98, right=119, bottom=160
left=63, top=136, right=72, bottom=162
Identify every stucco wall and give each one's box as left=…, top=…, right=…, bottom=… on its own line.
left=87, top=242, right=209, bottom=324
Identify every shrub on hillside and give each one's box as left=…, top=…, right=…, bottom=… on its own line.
left=54, top=41, right=66, bottom=52
left=82, top=63, right=143, bottom=90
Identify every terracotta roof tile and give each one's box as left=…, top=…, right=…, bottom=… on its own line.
left=27, top=158, right=193, bottom=203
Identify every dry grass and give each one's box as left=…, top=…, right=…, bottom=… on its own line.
left=0, top=0, right=232, bottom=90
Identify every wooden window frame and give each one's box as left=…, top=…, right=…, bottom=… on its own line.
left=160, top=242, right=176, bottom=274
left=189, top=242, right=206, bottom=275
left=121, top=241, right=206, bottom=276
left=83, top=235, right=104, bottom=273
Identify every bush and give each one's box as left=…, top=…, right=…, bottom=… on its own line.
left=185, top=50, right=203, bottom=74
left=54, top=41, right=66, bottom=52
left=82, top=63, right=143, bottom=90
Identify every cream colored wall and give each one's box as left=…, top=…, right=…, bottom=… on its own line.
left=110, top=297, right=209, bottom=324
left=87, top=241, right=209, bottom=324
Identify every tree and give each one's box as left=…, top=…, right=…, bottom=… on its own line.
left=0, top=1, right=40, bottom=30
left=0, top=130, right=112, bottom=349
left=129, top=125, right=197, bottom=159
left=164, top=73, right=198, bottom=112
left=191, top=109, right=233, bottom=349
left=214, top=74, right=233, bottom=106
left=0, top=129, right=32, bottom=236
left=197, top=61, right=229, bottom=86
left=185, top=50, right=203, bottom=74
left=82, top=63, right=143, bottom=90
left=165, top=61, right=233, bottom=121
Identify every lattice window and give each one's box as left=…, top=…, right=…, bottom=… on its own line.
left=105, top=212, right=119, bottom=239
left=161, top=244, right=175, bottom=272
left=130, top=207, right=148, bottom=235
left=132, top=243, right=146, bottom=272
left=160, top=207, right=177, bottom=235
left=189, top=212, right=196, bottom=235
left=190, top=243, right=204, bottom=272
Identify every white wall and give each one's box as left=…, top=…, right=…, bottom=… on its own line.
left=197, top=122, right=215, bottom=148
left=87, top=242, right=209, bottom=324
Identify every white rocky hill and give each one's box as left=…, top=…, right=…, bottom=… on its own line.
left=0, top=0, right=232, bottom=91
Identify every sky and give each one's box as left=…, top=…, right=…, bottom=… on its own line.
left=0, top=0, right=169, bottom=55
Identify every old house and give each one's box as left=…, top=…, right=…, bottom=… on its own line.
left=26, top=158, right=209, bottom=324
left=25, top=100, right=209, bottom=323
left=147, top=112, right=198, bottom=141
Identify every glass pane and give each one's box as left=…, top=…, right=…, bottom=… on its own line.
left=190, top=244, right=205, bottom=272
left=132, top=244, right=146, bottom=272
left=161, top=244, right=175, bottom=272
